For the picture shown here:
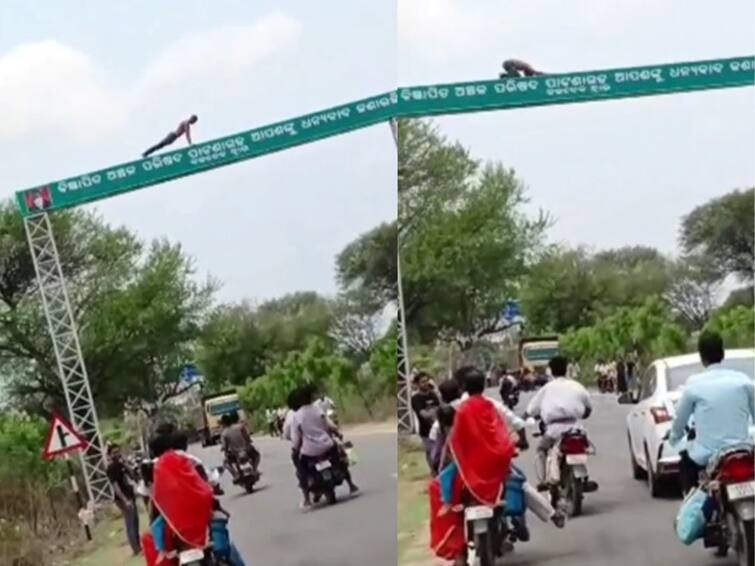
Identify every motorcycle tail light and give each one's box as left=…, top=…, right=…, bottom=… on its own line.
left=718, top=454, right=755, bottom=484
left=650, top=407, right=671, bottom=424
left=560, top=435, right=589, bottom=454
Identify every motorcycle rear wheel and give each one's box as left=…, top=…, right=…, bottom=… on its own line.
left=734, top=517, right=753, bottom=566
left=565, top=471, right=583, bottom=517
left=325, top=488, right=337, bottom=505
left=475, top=531, right=495, bottom=566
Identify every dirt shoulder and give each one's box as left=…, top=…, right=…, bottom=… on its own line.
left=398, top=439, right=444, bottom=566
left=51, top=507, right=147, bottom=566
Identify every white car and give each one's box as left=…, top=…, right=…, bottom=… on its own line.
left=621, top=349, right=755, bottom=497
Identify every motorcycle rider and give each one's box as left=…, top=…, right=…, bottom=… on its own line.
left=221, top=411, right=260, bottom=481
left=292, top=383, right=359, bottom=508
left=141, top=426, right=247, bottom=566
left=669, top=331, right=755, bottom=494
left=499, top=369, right=520, bottom=409
left=428, top=366, right=515, bottom=565
left=525, top=355, right=593, bottom=491
left=441, top=370, right=566, bottom=530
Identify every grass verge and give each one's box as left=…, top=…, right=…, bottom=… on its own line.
left=398, top=438, right=432, bottom=565
left=51, top=506, right=147, bottom=566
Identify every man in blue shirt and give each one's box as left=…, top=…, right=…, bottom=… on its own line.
left=669, top=331, right=755, bottom=494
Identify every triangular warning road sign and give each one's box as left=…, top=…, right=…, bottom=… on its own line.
left=43, top=412, right=88, bottom=459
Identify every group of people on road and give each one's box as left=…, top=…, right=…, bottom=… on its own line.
left=594, top=356, right=639, bottom=393
left=107, top=421, right=247, bottom=566
left=105, top=380, right=357, bottom=564
left=414, top=330, right=753, bottom=564
left=413, top=357, right=597, bottom=565
left=265, top=407, right=287, bottom=437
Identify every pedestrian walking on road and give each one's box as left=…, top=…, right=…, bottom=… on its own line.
left=106, top=443, right=141, bottom=556
left=142, top=115, right=198, bottom=158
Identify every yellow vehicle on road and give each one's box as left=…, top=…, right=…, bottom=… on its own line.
left=201, top=390, right=246, bottom=446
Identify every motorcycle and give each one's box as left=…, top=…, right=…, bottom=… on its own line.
left=499, top=376, right=520, bottom=410
left=177, top=545, right=228, bottom=566
left=543, top=429, right=598, bottom=517
left=463, top=470, right=528, bottom=566
left=463, top=502, right=502, bottom=566
left=304, top=452, right=346, bottom=506
left=700, top=445, right=754, bottom=566
left=229, top=448, right=261, bottom=493
left=597, top=374, right=614, bottom=393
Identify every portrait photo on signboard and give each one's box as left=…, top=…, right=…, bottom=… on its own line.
left=396, top=1, right=755, bottom=565
left=25, top=185, right=53, bottom=212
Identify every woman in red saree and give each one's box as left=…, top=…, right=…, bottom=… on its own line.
left=142, top=449, right=214, bottom=566
left=429, top=367, right=515, bottom=565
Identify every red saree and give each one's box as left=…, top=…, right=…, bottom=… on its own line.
left=429, top=395, right=514, bottom=561
left=152, top=451, right=214, bottom=549
left=449, top=395, right=514, bottom=505
left=428, top=476, right=465, bottom=559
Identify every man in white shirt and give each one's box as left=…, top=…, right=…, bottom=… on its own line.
left=526, top=356, right=592, bottom=488
left=316, top=394, right=335, bottom=414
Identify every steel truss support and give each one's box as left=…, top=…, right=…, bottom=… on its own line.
left=390, top=119, right=413, bottom=434
left=24, top=213, right=112, bottom=504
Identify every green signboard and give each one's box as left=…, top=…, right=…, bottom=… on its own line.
left=397, top=56, right=755, bottom=118
left=15, top=56, right=754, bottom=217
left=16, top=91, right=397, bottom=217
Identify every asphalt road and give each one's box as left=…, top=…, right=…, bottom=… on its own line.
left=192, top=429, right=397, bottom=566
left=493, top=388, right=742, bottom=566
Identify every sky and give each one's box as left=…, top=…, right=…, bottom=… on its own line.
left=398, top=0, right=755, bottom=257
left=0, top=1, right=396, bottom=303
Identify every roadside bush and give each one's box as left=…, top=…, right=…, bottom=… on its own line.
left=0, top=413, right=81, bottom=565
left=704, top=305, right=755, bottom=349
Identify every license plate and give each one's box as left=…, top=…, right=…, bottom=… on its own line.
left=179, top=548, right=205, bottom=564
left=465, top=506, right=494, bottom=521
left=727, top=481, right=755, bottom=501
left=566, top=454, right=588, bottom=465
left=315, top=461, right=332, bottom=471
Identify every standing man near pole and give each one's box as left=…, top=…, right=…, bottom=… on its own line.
left=142, top=115, right=198, bottom=158
left=106, top=443, right=141, bottom=556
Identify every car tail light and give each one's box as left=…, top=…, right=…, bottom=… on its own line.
left=650, top=407, right=671, bottom=424
left=718, top=454, right=755, bottom=484
left=560, top=435, right=589, bottom=455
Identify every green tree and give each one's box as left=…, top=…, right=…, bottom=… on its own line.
left=704, top=305, right=755, bottom=349
left=0, top=201, right=216, bottom=416
left=398, top=119, right=549, bottom=346
left=329, top=289, right=381, bottom=364
left=520, top=245, right=672, bottom=334
left=239, top=338, right=351, bottom=414
left=196, top=302, right=267, bottom=390
left=590, top=246, right=672, bottom=314
left=368, top=323, right=398, bottom=397
left=680, top=187, right=754, bottom=281
left=664, top=255, right=720, bottom=330
left=83, top=239, right=216, bottom=414
left=255, top=292, right=334, bottom=359
left=561, top=297, right=687, bottom=365
left=336, top=222, right=397, bottom=309
left=520, top=246, right=600, bottom=334
left=0, top=202, right=137, bottom=413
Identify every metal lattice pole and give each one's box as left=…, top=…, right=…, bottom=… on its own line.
left=390, top=118, right=414, bottom=434
left=24, top=213, right=112, bottom=504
